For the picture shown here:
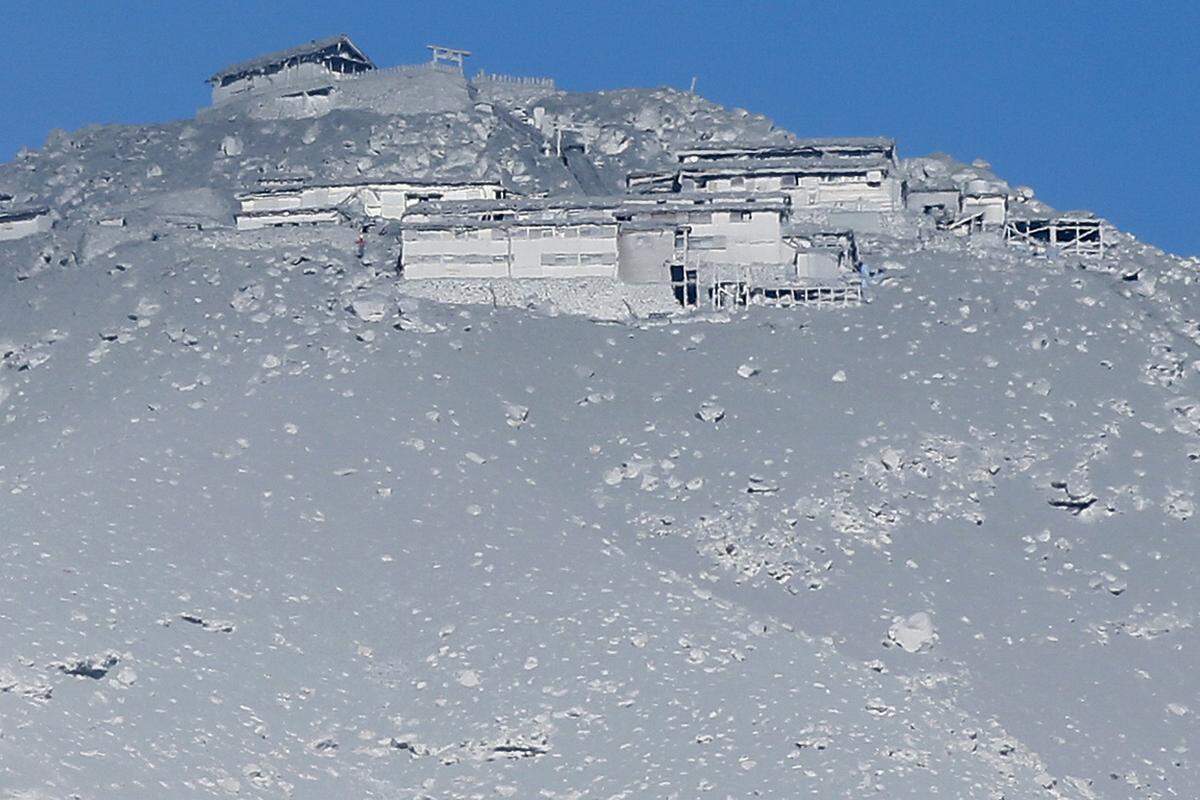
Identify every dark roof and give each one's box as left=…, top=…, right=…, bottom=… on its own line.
left=676, top=137, right=896, bottom=161
left=208, top=35, right=374, bottom=85
left=0, top=205, right=50, bottom=223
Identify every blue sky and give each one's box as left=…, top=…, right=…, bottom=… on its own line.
left=2, top=1, right=1198, bottom=255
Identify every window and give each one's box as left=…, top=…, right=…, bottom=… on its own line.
left=781, top=174, right=797, bottom=187
left=732, top=210, right=753, bottom=223
left=581, top=252, right=616, bottom=266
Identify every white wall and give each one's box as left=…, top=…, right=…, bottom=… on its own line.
left=403, top=228, right=510, bottom=279
left=508, top=224, right=618, bottom=278
left=361, top=184, right=505, bottom=219
left=212, top=62, right=338, bottom=105
left=684, top=209, right=789, bottom=268
left=240, top=183, right=505, bottom=220
left=907, top=189, right=960, bottom=214
left=236, top=209, right=341, bottom=231
left=962, top=195, right=1007, bottom=226
left=0, top=213, right=52, bottom=241
left=403, top=222, right=618, bottom=280
left=694, top=172, right=903, bottom=212
left=794, top=250, right=842, bottom=280
left=618, top=229, right=676, bottom=283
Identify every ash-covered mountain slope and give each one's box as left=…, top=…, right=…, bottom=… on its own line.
left=0, top=74, right=787, bottom=226
left=1, top=74, right=1199, bottom=800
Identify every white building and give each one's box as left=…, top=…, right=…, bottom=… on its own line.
left=400, top=194, right=861, bottom=306
left=235, top=179, right=510, bottom=229
left=235, top=206, right=347, bottom=231
left=629, top=137, right=904, bottom=217
left=402, top=214, right=620, bottom=280
left=207, top=35, right=375, bottom=106
left=959, top=180, right=1009, bottom=228
left=0, top=206, right=53, bottom=241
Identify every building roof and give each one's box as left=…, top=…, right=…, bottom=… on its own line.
left=405, top=193, right=791, bottom=222
left=406, top=196, right=626, bottom=217
left=236, top=206, right=346, bottom=219
left=208, top=35, right=374, bottom=85
left=0, top=205, right=50, bottom=223
left=236, top=177, right=508, bottom=200
left=1007, top=208, right=1099, bottom=223
left=676, top=137, right=896, bottom=162
left=680, top=154, right=894, bottom=176
left=403, top=213, right=618, bottom=232
left=906, top=177, right=960, bottom=193
left=783, top=221, right=856, bottom=239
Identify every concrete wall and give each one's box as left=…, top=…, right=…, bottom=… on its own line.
left=508, top=224, right=618, bottom=278
left=361, top=184, right=505, bottom=219
left=617, top=229, right=676, bottom=283
left=236, top=208, right=342, bottom=231
left=684, top=209, right=789, bottom=268
left=0, top=213, right=52, bottom=242
left=907, top=189, right=960, bottom=215
left=403, top=222, right=619, bottom=280
left=962, top=195, right=1007, bottom=226
left=794, top=250, right=842, bottom=281
left=693, top=173, right=903, bottom=213
left=212, top=62, right=337, bottom=105
left=241, top=184, right=506, bottom=220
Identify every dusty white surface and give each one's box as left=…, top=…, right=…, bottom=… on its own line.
left=0, top=67, right=1198, bottom=800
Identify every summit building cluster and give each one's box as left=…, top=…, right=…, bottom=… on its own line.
left=2, top=34, right=1109, bottom=310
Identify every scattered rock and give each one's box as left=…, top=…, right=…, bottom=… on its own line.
left=886, top=612, right=937, bottom=653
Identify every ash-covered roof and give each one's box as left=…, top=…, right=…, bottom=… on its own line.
left=1008, top=206, right=1099, bottom=223
left=403, top=213, right=618, bottom=232
left=405, top=193, right=792, bottom=222
left=679, top=154, right=894, bottom=176
left=235, top=177, right=508, bottom=200
left=0, top=205, right=50, bottom=223
left=906, top=177, right=961, bottom=193
left=208, top=35, right=374, bottom=85
left=676, top=137, right=896, bottom=162
left=236, top=206, right=346, bottom=219
left=783, top=221, right=856, bottom=239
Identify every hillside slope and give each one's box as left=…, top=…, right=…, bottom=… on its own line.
left=1, top=77, right=1198, bottom=800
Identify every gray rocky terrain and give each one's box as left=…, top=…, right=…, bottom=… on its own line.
left=1, top=66, right=1198, bottom=799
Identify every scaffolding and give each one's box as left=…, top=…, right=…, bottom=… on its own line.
left=1005, top=217, right=1105, bottom=258
left=705, top=265, right=863, bottom=310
